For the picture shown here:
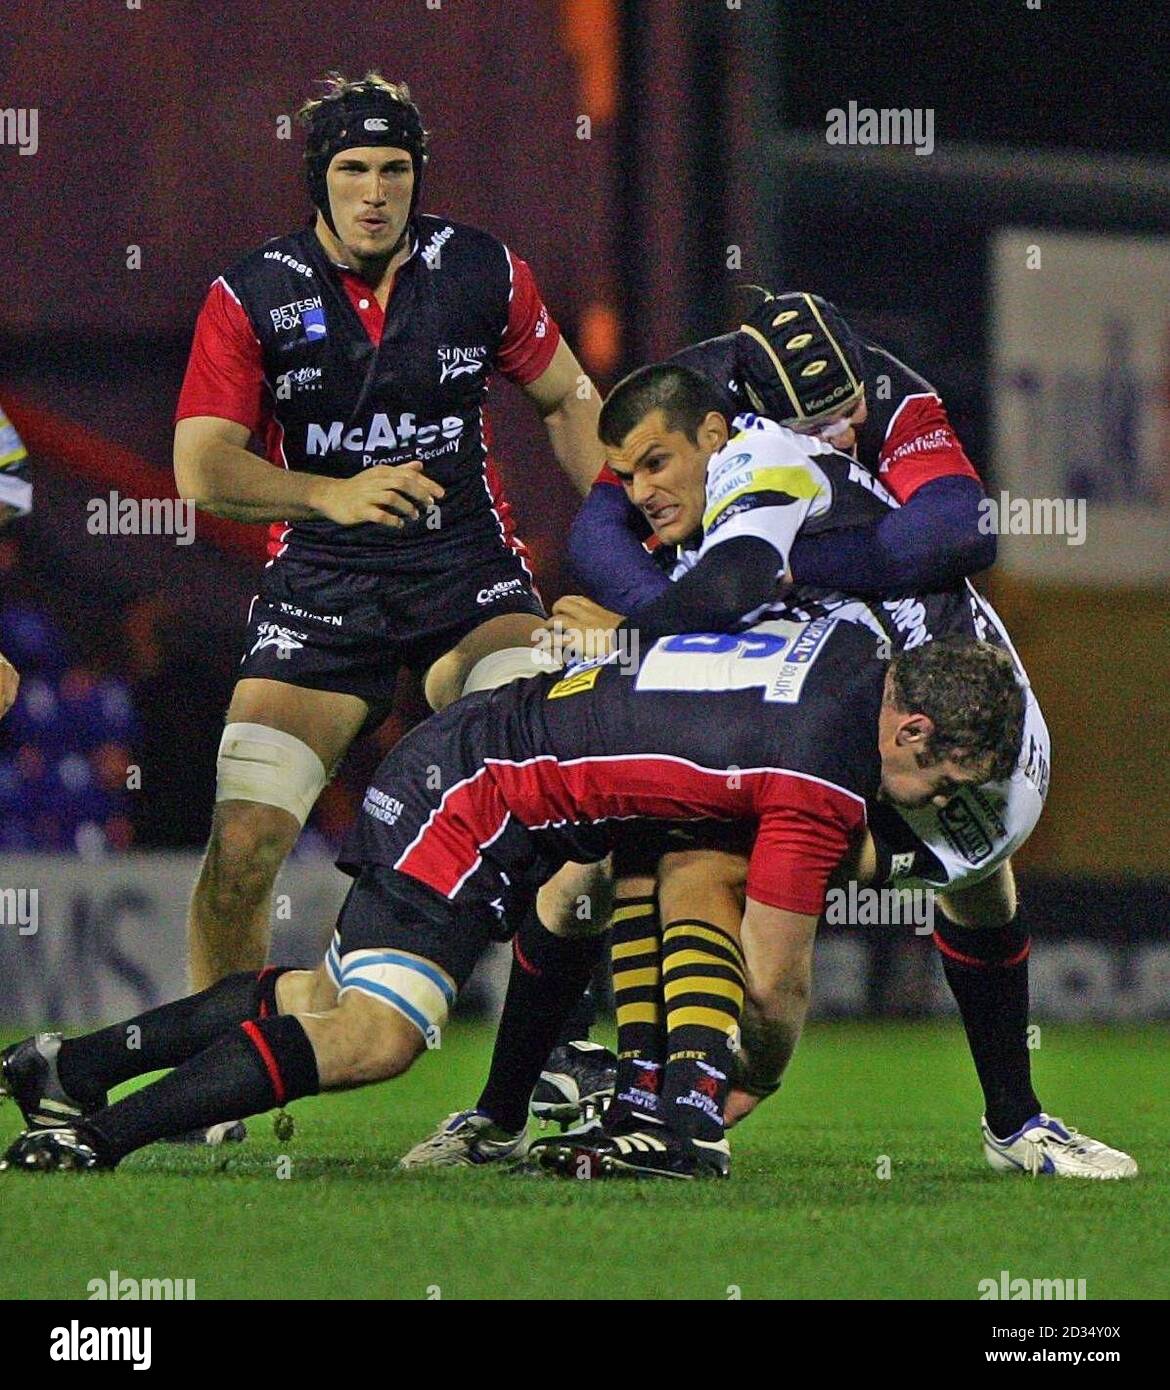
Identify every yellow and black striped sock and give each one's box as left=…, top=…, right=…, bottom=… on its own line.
left=660, top=919, right=745, bottom=1141
left=607, top=895, right=665, bottom=1125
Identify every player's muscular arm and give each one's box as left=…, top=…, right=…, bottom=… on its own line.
left=731, top=897, right=820, bottom=1123
left=522, top=338, right=606, bottom=497
left=174, top=417, right=444, bottom=526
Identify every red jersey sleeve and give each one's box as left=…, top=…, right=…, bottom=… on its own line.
left=495, top=249, right=562, bottom=387
left=877, top=393, right=980, bottom=504
left=175, top=278, right=267, bottom=431
left=746, top=776, right=867, bottom=916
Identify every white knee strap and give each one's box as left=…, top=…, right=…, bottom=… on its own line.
left=461, top=645, right=561, bottom=695
left=337, top=948, right=457, bottom=1044
left=216, top=722, right=327, bottom=827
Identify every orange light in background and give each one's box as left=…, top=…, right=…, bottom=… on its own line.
left=559, top=0, right=618, bottom=124
left=579, top=300, right=621, bottom=377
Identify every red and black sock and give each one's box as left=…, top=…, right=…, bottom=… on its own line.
left=56, top=968, right=289, bottom=1101
left=934, top=911, right=1040, bottom=1137
left=475, top=905, right=607, bottom=1134
left=81, top=1014, right=319, bottom=1165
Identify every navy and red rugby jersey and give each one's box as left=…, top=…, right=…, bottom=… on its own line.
left=176, top=215, right=559, bottom=572
left=346, top=616, right=887, bottom=920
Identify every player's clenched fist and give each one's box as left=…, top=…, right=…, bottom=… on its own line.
left=311, top=461, right=445, bottom=527
left=0, top=649, right=19, bottom=720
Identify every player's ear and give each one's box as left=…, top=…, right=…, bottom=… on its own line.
left=700, top=411, right=729, bottom=452
left=896, top=713, right=934, bottom=749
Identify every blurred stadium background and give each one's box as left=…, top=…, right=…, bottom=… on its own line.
left=1, top=0, right=1167, bottom=1029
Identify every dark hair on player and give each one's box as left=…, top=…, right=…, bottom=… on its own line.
left=887, top=639, right=1025, bottom=783
left=599, top=362, right=729, bottom=448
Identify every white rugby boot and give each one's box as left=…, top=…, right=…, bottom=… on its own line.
left=982, top=1113, right=1138, bottom=1179
left=397, top=1109, right=528, bottom=1169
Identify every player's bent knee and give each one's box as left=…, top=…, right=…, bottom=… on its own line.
left=326, top=992, right=427, bottom=1087
left=319, top=947, right=457, bottom=1086
left=939, top=860, right=1018, bottom=929
left=216, top=722, right=327, bottom=827
left=658, top=849, right=747, bottom=932
left=276, top=965, right=336, bottom=1015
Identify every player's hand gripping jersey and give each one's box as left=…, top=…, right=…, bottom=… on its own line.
left=665, top=413, right=1050, bottom=892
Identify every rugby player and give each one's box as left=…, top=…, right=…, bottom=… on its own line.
left=412, top=359, right=1136, bottom=1180
left=0, top=651, right=16, bottom=719
left=1, top=625, right=1024, bottom=1178
left=0, top=399, right=30, bottom=717
left=173, top=72, right=606, bottom=1033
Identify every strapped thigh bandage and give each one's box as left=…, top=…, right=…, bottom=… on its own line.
left=335, top=945, right=457, bottom=1044
left=216, top=722, right=327, bottom=826
left=460, top=645, right=561, bottom=695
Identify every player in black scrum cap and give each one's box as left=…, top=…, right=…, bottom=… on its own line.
left=172, top=72, right=605, bottom=1037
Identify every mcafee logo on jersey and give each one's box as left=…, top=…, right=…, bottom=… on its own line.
left=438, top=345, right=487, bottom=383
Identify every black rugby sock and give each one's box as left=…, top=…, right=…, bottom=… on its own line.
left=82, top=1015, right=319, bottom=1164
left=57, top=968, right=289, bottom=1100
left=475, top=906, right=607, bottom=1134
left=555, top=988, right=597, bottom=1047
left=934, top=912, right=1041, bottom=1137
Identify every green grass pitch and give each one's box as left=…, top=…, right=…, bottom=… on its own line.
left=1, top=1020, right=1164, bottom=1300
